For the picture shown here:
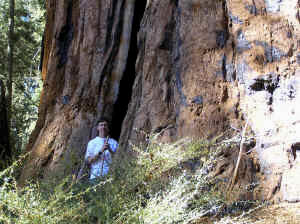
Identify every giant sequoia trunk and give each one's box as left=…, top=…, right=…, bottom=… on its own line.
left=20, top=0, right=136, bottom=182
left=21, top=0, right=300, bottom=201
left=119, top=0, right=300, bottom=201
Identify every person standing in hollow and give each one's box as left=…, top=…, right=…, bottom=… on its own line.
left=85, top=118, right=118, bottom=179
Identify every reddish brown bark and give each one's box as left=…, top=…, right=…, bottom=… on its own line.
left=20, top=0, right=135, bottom=183
left=21, top=0, right=300, bottom=202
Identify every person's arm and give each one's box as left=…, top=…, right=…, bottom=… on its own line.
left=107, top=145, right=115, bottom=155
left=101, top=137, right=114, bottom=155
left=107, top=140, right=118, bottom=156
left=100, top=143, right=114, bottom=156
left=87, top=140, right=112, bottom=164
left=85, top=142, right=102, bottom=165
left=87, top=152, right=102, bottom=164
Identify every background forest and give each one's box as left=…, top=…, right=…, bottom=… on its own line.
left=0, top=0, right=44, bottom=158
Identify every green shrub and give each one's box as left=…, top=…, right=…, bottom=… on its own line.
left=0, top=136, right=259, bottom=224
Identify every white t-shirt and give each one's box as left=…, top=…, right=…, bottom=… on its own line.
left=85, top=136, right=118, bottom=179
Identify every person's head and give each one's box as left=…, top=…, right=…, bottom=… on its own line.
left=97, top=118, right=110, bottom=138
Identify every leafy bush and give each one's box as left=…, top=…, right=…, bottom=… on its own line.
left=0, top=156, right=106, bottom=224
left=0, top=136, right=259, bottom=224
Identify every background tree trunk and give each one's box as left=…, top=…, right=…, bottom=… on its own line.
left=7, top=0, right=15, bottom=151
left=0, top=79, right=11, bottom=170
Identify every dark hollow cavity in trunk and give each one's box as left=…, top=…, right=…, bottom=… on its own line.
left=110, top=0, right=147, bottom=140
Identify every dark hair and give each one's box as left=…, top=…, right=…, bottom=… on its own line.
left=97, top=117, right=110, bottom=125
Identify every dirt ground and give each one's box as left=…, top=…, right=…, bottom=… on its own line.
left=217, top=202, right=300, bottom=224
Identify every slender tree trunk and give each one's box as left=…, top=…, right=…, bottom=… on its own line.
left=7, top=0, right=15, bottom=152
left=0, top=79, right=11, bottom=170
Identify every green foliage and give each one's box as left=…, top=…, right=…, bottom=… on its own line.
left=0, top=137, right=259, bottom=223
left=0, top=155, right=107, bottom=224
left=0, top=0, right=44, bottom=154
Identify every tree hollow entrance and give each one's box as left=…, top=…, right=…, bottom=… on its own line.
left=110, top=0, right=147, bottom=140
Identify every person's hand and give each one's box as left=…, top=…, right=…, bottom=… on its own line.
left=102, top=141, right=109, bottom=151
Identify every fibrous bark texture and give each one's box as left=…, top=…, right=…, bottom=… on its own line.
left=22, top=0, right=300, bottom=201
left=20, top=0, right=135, bottom=182
left=120, top=0, right=300, bottom=201
left=120, top=0, right=233, bottom=148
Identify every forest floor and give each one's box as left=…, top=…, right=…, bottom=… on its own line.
left=244, top=202, right=300, bottom=224
left=214, top=202, right=300, bottom=224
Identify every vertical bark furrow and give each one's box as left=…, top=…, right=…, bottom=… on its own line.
left=57, top=1, right=74, bottom=68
